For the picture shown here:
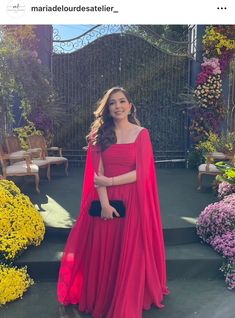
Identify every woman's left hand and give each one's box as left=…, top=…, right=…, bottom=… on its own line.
left=94, top=173, right=111, bottom=187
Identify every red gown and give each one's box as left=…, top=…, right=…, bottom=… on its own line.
left=57, top=128, right=169, bottom=318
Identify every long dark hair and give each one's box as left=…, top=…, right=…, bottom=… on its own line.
left=87, top=87, right=141, bottom=151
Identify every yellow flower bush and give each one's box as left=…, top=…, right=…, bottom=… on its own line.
left=0, top=264, right=33, bottom=306
left=196, top=131, right=235, bottom=158
left=203, top=26, right=235, bottom=56
left=0, top=179, right=45, bottom=305
left=0, top=179, right=45, bottom=260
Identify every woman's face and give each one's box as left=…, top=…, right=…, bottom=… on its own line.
left=108, top=91, right=132, bottom=121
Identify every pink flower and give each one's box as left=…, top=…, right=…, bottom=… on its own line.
left=196, top=200, right=235, bottom=243
left=30, top=50, right=38, bottom=59
left=218, top=183, right=235, bottom=199
left=220, top=261, right=235, bottom=290
left=201, top=57, right=221, bottom=75
left=211, top=230, right=235, bottom=263
left=222, top=194, right=235, bottom=206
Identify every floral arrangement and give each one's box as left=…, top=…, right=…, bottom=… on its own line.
left=0, top=179, right=45, bottom=305
left=197, top=184, right=235, bottom=289
left=195, top=74, right=222, bottom=109
left=196, top=131, right=235, bottom=157
left=195, top=131, right=220, bottom=156
left=189, top=25, right=235, bottom=141
left=188, top=130, right=235, bottom=168
left=189, top=109, right=221, bottom=142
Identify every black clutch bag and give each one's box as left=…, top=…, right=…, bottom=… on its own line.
left=89, top=200, right=126, bottom=218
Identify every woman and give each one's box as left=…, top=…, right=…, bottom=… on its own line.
left=57, top=87, right=169, bottom=317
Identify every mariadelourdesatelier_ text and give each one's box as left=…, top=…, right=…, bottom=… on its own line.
left=31, top=5, right=115, bottom=12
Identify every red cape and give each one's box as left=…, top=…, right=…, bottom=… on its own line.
left=58, top=128, right=169, bottom=308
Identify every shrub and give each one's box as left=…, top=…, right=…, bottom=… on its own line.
left=0, top=179, right=45, bottom=305
left=196, top=201, right=235, bottom=243
left=217, top=182, right=235, bottom=199
left=0, top=179, right=45, bottom=260
left=0, top=265, right=33, bottom=306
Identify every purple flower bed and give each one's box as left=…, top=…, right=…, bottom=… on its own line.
left=219, top=50, right=234, bottom=73
left=218, top=182, right=235, bottom=200
left=211, top=230, right=235, bottom=289
left=224, top=265, right=235, bottom=290
left=211, top=230, right=235, bottom=263
left=197, top=190, right=235, bottom=289
left=220, top=261, right=235, bottom=290
left=196, top=201, right=235, bottom=243
left=222, top=193, right=235, bottom=206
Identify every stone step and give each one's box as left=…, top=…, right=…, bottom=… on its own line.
left=1, top=278, right=234, bottom=318
left=44, top=224, right=201, bottom=245
left=21, top=166, right=217, bottom=246
left=14, top=239, right=223, bottom=282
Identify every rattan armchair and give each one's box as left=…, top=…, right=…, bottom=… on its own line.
left=27, top=135, right=68, bottom=178
left=0, top=146, right=40, bottom=193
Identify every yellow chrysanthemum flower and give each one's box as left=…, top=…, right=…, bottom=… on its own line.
left=0, top=264, right=34, bottom=306
left=0, top=180, right=45, bottom=261
left=0, top=179, right=45, bottom=305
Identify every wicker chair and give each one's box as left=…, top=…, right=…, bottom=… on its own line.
left=27, top=135, right=68, bottom=178
left=0, top=145, right=40, bottom=193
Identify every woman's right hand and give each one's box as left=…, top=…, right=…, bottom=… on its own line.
left=101, top=204, right=120, bottom=220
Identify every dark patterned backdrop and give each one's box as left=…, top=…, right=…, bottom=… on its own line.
left=52, top=26, right=191, bottom=164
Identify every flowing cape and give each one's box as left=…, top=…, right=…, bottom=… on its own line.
left=136, top=128, right=169, bottom=307
left=57, top=128, right=169, bottom=310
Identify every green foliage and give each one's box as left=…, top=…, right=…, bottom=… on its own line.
left=218, top=132, right=235, bottom=153
left=196, top=132, right=220, bottom=156
left=196, top=131, right=235, bottom=158
left=13, top=121, right=42, bottom=150
left=216, top=162, right=235, bottom=185
left=0, top=26, right=65, bottom=142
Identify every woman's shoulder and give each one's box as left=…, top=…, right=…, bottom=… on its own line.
left=133, top=126, right=150, bottom=143
left=131, top=124, right=147, bottom=133
left=134, top=126, right=149, bottom=136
